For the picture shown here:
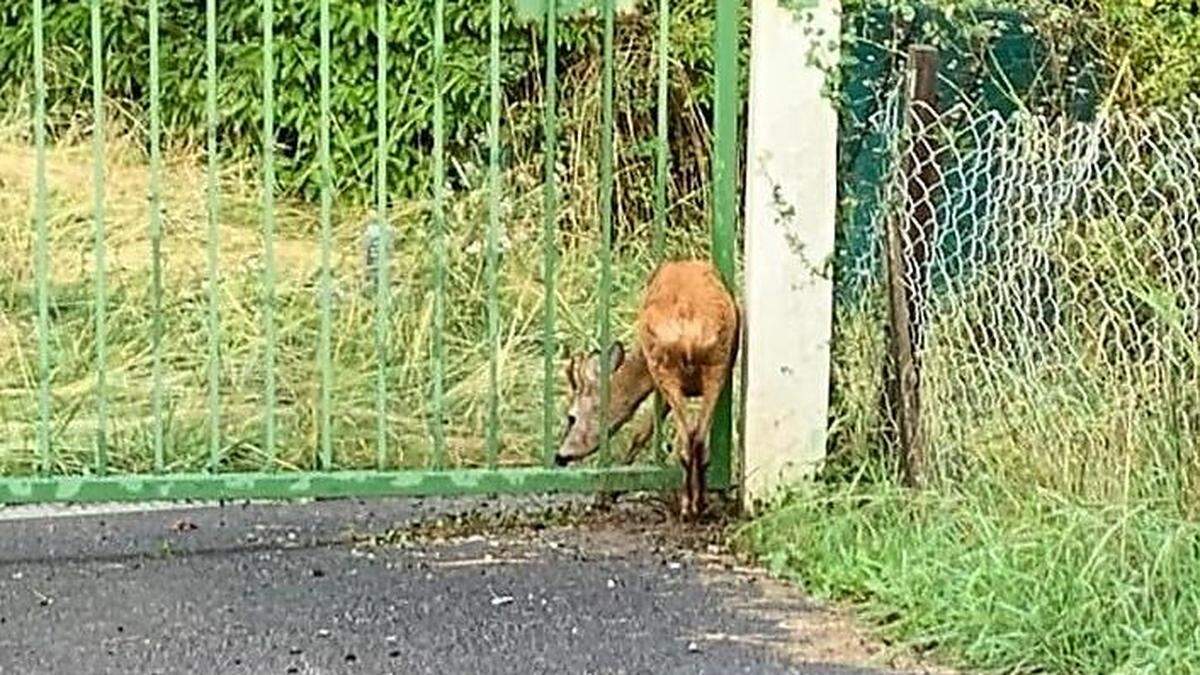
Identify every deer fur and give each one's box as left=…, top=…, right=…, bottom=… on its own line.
left=555, top=259, right=739, bottom=520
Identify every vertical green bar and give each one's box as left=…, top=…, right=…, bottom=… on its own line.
left=429, top=0, right=447, bottom=469
left=540, top=0, right=559, bottom=466
left=485, top=0, right=502, bottom=467
left=91, top=0, right=108, bottom=474
left=148, top=0, right=166, bottom=473
left=653, top=0, right=669, bottom=260
left=318, top=0, right=334, bottom=470
left=262, top=0, right=278, bottom=466
left=32, top=0, right=51, bottom=476
left=205, top=0, right=221, bottom=471
left=597, top=0, right=615, bottom=463
left=374, top=0, right=390, bottom=470
left=709, top=0, right=739, bottom=485
left=650, top=0, right=671, bottom=457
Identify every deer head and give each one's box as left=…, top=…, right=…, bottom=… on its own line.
left=555, top=341, right=654, bottom=466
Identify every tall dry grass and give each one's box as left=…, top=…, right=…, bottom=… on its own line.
left=0, top=104, right=714, bottom=475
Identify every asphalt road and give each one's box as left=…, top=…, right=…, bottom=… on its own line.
left=0, top=496, right=901, bottom=675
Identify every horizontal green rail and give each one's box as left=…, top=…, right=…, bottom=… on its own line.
left=0, top=465, right=729, bottom=506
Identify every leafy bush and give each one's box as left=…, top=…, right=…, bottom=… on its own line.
left=1084, top=0, right=1200, bottom=107
left=5, top=0, right=1196, bottom=209
left=831, top=0, right=1200, bottom=113
left=0, top=0, right=725, bottom=206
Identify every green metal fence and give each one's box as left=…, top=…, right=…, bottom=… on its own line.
left=2, top=0, right=741, bottom=504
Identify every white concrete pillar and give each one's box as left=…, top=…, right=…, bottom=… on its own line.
left=741, top=0, right=840, bottom=511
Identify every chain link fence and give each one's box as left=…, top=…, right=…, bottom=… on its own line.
left=838, top=96, right=1200, bottom=513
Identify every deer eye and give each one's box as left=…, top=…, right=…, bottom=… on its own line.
left=567, top=414, right=577, bottom=427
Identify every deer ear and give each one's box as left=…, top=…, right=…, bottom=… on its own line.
left=586, top=343, right=624, bottom=379
left=565, top=356, right=577, bottom=390
left=608, top=341, right=625, bottom=372
left=582, top=348, right=602, bottom=382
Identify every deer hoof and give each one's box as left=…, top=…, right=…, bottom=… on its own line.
left=692, top=489, right=707, bottom=521
left=681, top=487, right=700, bottom=521
left=680, top=490, right=704, bottom=521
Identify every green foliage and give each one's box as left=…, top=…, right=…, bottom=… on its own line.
left=0, top=0, right=722, bottom=203
left=736, top=484, right=1200, bottom=673
left=4, top=0, right=1194, bottom=210
left=1085, top=0, right=1200, bottom=107
left=830, top=0, right=1200, bottom=113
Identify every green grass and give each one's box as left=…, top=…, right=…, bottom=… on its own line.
left=736, top=483, right=1200, bottom=674
left=788, top=269, right=1200, bottom=671
left=0, top=111, right=714, bottom=476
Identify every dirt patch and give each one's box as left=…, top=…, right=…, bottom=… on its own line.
left=704, top=569, right=956, bottom=674
left=353, top=494, right=953, bottom=674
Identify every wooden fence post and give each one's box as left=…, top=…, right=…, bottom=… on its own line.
left=886, top=44, right=938, bottom=488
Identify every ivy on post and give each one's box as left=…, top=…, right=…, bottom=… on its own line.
left=886, top=44, right=938, bottom=489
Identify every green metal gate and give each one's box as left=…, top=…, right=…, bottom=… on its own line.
left=2, top=0, right=741, bottom=504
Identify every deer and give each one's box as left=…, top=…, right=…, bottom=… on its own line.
left=553, top=259, right=740, bottom=520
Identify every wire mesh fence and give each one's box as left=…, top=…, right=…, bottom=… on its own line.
left=842, top=97, right=1200, bottom=512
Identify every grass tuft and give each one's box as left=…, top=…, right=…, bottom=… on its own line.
left=735, top=483, right=1200, bottom=673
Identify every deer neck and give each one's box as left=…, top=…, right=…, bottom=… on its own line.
left=608, top=346, right=656, bottom=427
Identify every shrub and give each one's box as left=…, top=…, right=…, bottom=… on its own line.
left=0, top=0, right=727, bottom=212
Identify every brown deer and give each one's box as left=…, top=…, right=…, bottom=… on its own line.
left=554, top=260, right=739, bottom=520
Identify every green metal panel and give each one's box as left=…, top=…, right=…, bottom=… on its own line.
left=541, top=0, right=560, bottom=467
left=91, top=0, right=109, bottom=475
left=7, top=0, right=751, bottom=506
left=262, top=0, right=279, bottom=466
left=149, top=0, right=166, bottom=473
left=651, top=0, right=670, bottom=451
left=32, top=0, right=50, bottom=476
left=430, top=0, right=448, bottom=469
left=708, top=0, right=739, bottom=487
left=205, top=0, right=221, bottom=472
left=375, top=0, right=391, bottom=470
left=486, top=0, right=503, bottom=467
left=597, top=0, right=615, bottom=464
left=318, top=0, right=334, bottom=470
left=837, top=6, right=1100, bottom=303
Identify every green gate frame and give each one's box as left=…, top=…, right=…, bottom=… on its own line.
left=3, top=0, right=741, bottom=505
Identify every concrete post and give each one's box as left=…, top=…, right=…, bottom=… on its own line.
left=741, top=0, right=840, bottom=511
